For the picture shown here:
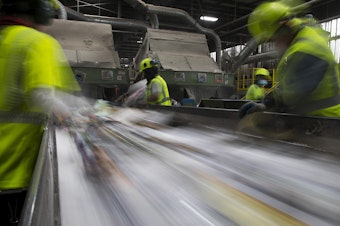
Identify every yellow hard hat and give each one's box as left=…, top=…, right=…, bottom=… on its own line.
left=139, top=58, right=159, bottom=73
left=248, top=1, right=291, bottom=42
left=255, top=68, right=270, bottom=77
left=255, top=68, right=271, bottom=80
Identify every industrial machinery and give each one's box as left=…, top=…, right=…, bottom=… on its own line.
left=45, top=19, right=129, bottom=100
left=45, top=21, right=234, bottom=105
left=134, top=28, right=234, bottom=105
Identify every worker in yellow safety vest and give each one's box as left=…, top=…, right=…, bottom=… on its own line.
left=139, top=58, right=171, bottom=106
left=245, top=68, right=271, bottom=101
left=240, top=1, right=340, bottom=118
left=0, top=0, right=88, bottom=223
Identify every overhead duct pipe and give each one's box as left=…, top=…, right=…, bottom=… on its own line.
left=120, top=0, right=159, bottom=28
left=233, top=38, right=258, bottom=72
left=149, top=14, right=159, bottom=29
left=56, top=1, right=67, bottom=19
left=244, top=51, right=280, bottom=64
left=222, top=48, right=279, bottom=67
left=122, top=0, right=222, bottom=69
left=65, top=7, right=150, bottom=31
left=216, top=0, right=324, bottom=32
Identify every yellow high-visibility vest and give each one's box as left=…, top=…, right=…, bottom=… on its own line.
left=275, top=26, right=340, bottom=117
left=246, top=84, right=265, bottom=100
left=0, top=25, right=80, bottom=189
left=146, top=75, right=171, bottom=106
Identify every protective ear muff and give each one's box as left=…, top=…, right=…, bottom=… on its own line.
left=34, top=0, right=54, bottom=25
left=0, top=0, right=54, bottom=25
left=150, top=59, right=159, bottom=67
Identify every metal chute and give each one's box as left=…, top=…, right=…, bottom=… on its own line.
left=45, top=19, right=129, bottom=100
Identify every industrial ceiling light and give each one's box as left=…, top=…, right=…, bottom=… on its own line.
left=200, top=16, right=218, bottom=22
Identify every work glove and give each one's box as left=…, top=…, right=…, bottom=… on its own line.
left=239, top=101, right=266, bottom=119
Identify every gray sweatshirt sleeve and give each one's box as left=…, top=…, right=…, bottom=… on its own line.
left=31, top=88, right=92, bottom=117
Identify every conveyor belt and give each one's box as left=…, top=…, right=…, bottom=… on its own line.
left=54, top=107, right=340, bottom=225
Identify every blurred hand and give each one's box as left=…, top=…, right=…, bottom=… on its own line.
left=239, top=102, right=266, bottom=119
left=53, top=111, right=72, bottom=126
left=75, top=106, right=95, bottom=115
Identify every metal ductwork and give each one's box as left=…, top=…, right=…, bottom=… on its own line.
left=231, top=38, right=258, bottom=72
left=56, top=0, right=67, bottom=19
left=149, top=14, right=159, bottom=29
left=244, top=51, right=280, bottom=64
left=65, top=7, right=150, bottom=31
left=122, top=0, right=222, bottom=69
left=123, top=0, right=147, bottom=11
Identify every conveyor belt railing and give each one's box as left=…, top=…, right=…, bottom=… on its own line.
left=19, top=121, right=59, bottom=226
left=146, top=105, right=340, bottom=153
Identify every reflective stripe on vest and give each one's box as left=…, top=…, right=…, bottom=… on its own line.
left=156, top=97, right=171, bottom=105
left=293, top=94, right=340, bottom=114
left=0, top=111, right=48, bottom=124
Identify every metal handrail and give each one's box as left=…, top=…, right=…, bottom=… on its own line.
left=19, top=121, right=58, bottom=226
